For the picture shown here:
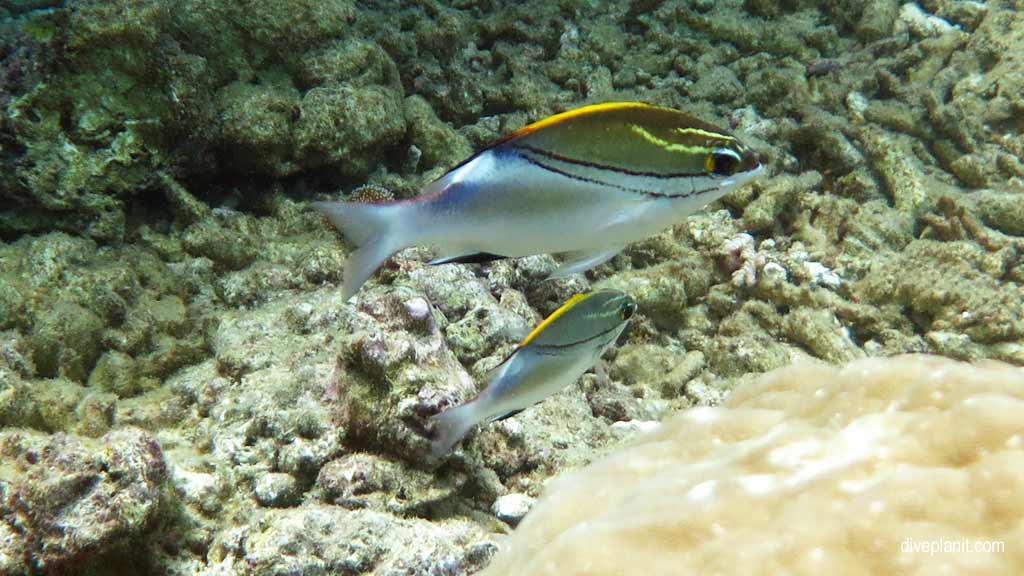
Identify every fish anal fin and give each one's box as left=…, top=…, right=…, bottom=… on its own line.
left=430, top=251, right=509, bottom=265
left=491, top=408, right=524, bottom=422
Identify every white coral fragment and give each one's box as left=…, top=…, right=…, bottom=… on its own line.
left=483, top=355, right=1024, bottom=576
left=899, top=3, right=959, bottom=37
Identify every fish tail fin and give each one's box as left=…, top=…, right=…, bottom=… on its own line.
left=430, top=401, right=484, bottom=458
left=311, top=200, right=414, bottom=300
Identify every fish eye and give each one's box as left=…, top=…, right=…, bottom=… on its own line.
left=620, top=301, right=637, bottom=320
left=704, top=148, right=741, bottom=176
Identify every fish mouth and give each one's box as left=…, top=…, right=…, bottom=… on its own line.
left=746, top=162, right=766, bottom=181
left=740, top=150, right=763, bottom=174
left=720, top=162, right=766, bottom=190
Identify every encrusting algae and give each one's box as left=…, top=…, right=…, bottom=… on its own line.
left=482, top=355, right=1024, bottom=576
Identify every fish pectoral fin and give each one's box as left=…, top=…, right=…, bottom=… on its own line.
left=490, top=408, right=524, bottom=422
left=429, top=251, right=509, bottom=265
left=547, top=246, right=624, bottom=279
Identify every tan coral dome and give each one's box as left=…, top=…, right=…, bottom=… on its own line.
left=483, top=355, right=1024, bottom=575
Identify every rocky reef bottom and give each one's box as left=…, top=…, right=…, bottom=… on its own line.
left=482, top=354, right=1024, bottom=575
left=2, top=0, right=1023, bottom=572
left=6, top=352, right=1021, bottom=574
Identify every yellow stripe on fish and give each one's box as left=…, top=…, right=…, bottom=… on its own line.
left=517, top=293, right=591, bottom=348
left=429, top=290, right=637, bottom=457
left=312, top=101, right=764, bottom=300
left=501, top=101, right=660, bottom=140
left=630, top=125, right=727, bottom=156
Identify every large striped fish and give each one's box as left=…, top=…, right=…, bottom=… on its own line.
left=430, top=289, right=636, bottom=457
left=313, top=102, right=764, bottom=300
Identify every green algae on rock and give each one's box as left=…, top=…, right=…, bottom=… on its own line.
left=0, top=232, right=207, bottom=392
left=0, top=427, right=168, bottom=574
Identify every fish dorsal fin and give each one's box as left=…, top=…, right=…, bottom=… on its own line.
left=500, top=101, right=659, bottom=142
left=485, top=346, right=518, bottom=379
left=471, top=346, right=522, bottom=402
left=517, top=293, right=591, bottom=349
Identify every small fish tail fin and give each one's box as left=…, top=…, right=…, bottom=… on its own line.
left=311, top=200, right=414, bottom=300
left=430, top=401, right=483, bottom=458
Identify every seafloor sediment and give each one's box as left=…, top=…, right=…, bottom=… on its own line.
left=0, top=0, right=1022, bottom=574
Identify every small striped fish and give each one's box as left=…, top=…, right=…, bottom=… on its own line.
left=313, top=102, right=764, bottom=299
left=430, top=289, right=636, bottom=457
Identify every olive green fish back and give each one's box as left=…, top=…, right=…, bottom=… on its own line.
left=524, top=290, right=630, bottom=350
left=504, top=102, right=749, bottom=177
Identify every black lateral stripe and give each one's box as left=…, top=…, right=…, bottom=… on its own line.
left=531, top=322, right=623, bottom=354
left=514, top=144, right=710, bottom=179
left=519, top=152, right=718, bottom=199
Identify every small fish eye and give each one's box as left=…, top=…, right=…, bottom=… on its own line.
left=705, top=149, right=741, bottom=176
left=620, top=301, right=637, bottom=320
